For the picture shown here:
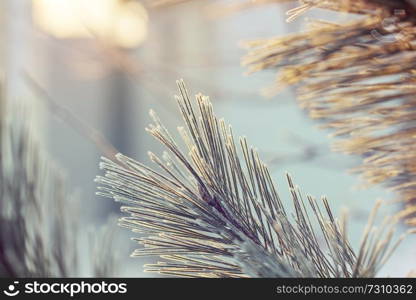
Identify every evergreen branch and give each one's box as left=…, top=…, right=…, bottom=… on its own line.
left=97, top=80, right=410, bottom=277
left=0, top=108, right=78, bottom=277
left=0, top=85, right=118, bottom=277
left=243, top=0, right=416, bottom=223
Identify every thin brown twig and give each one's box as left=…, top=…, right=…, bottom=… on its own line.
left=23, top=72, right=119, bottom=159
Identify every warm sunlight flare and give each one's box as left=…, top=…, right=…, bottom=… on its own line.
left=32, top=0, right=148, bottom=48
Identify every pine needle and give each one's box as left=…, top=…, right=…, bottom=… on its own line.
left=243, top=0, right=416, bottom=223
left=97, top=80, right=408, bottom=277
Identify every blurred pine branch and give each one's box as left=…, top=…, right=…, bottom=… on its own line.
left=242, top=0, right=416, bottom=223
left=0, top=83, right=118, bottom=277
left=0, top=100, right=78, bottom=276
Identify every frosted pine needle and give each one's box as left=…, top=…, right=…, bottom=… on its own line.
left=243, top=0, right=416, bottom=223
left=96, top=80, right=410, bottom=278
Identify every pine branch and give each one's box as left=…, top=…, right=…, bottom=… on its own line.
left=0, top=88, right=118, bottom=277
left=97, top=80, right=411, bottom=278
left=0, top=108, right=78, bottom=277
left=243, top=0, right=416, bottom=223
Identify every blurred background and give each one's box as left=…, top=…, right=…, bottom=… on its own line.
left=1, top=0, right=414, bottom=276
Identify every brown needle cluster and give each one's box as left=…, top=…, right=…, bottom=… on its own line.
left=242, top=0, right=416, bottom=224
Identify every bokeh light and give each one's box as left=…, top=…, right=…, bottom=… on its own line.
left=32, top=0, right=148, bottom=48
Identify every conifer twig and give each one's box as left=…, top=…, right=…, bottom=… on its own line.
left=242, top=0, right=416, bottom=223
left=97, top=80, right=410, bottom=277
left=23, top=72, right=118, bottom=159
left=0, top=107, right=78, bottom=277
left=0, top=84, right=118, bottom=277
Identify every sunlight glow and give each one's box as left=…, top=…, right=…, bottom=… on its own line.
left=32, top=0, right=148, bottom=48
